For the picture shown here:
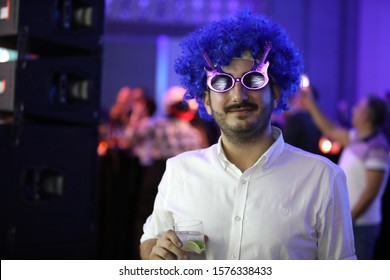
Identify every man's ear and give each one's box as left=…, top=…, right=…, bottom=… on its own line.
left=203, top=90, right=213, bottom=115
left=272, top=84, right=282, bottom=108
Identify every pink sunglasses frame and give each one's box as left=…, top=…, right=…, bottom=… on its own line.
left=202, top=42, right=272, bottom=93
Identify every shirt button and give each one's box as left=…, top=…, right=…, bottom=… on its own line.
left=235, top=216, right=241, bottom=221
left=231, top=253, right=237, bottom=259
left=241, top=179, right=246, bottom=184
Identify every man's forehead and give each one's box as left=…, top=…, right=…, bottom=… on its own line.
left=221, top=58, right=254, bottom=73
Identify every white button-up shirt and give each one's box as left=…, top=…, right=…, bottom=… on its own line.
left=141, top=127, right=356, bottom=259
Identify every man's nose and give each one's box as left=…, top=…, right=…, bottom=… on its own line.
left=230, top=79, right=249, bottom=103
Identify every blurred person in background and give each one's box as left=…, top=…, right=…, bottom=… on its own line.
left=97, top=86, right=151, bottom=259
left=109, top=86, right=133, bottom=128
left=99, top=86, right=148, bottom=153
left=301, top=89, right=390, bottom=259
left=126, top=86, right=204, bottom=166
left=127, top=86, right=204, bottom=258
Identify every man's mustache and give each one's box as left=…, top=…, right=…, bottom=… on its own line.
left=225, top=101, right=258, bottom=112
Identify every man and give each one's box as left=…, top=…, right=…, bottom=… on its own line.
left=140, top=11, right=356, bottom=260
left=301, top=90, right=389, bottom=259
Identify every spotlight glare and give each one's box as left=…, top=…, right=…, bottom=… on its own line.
left=0, top=48, right=10, bottom=63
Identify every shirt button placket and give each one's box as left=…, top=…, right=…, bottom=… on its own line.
left=227, top=175, right=249, bottom=260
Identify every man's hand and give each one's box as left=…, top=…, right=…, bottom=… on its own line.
left=149, top=230, right=188, bottom=260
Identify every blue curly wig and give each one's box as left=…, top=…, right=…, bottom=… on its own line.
left=174, top=10, right=303, bottom=121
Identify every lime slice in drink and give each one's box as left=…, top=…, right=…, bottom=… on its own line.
left=184, top=240, right=206, bottom=254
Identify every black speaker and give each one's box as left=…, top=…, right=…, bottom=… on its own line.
left=0, top=124, right=15, bottom=256
left=0, top=0, right=103, bottom=260
left=0, top=55, right=101, bottom=124
left=0, top=0, right=105, bottom=54
left=0, top=123, right=98, bottom=259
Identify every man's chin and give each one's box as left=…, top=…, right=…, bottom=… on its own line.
left=228, top=117, right=256, bottom=129
left=227, top=122, right=257, bottom=135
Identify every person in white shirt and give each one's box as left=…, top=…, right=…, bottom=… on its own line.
left=139, top=11, right=356, bottom=260
left=301, top=90, right=389, bottom=259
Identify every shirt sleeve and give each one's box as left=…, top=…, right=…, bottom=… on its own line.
left=317, top=168, right=357, bottom=260
left=365, top=141, right=389, bottom=171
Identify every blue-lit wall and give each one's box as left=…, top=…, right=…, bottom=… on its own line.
left=101, top=34, right=157, bottom=116
left=357, top=0, right=390, bottom=101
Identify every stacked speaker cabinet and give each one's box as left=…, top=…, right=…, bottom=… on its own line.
left=0, top=0, right=104, bottom=259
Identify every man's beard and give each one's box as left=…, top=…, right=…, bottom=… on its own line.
left=211, top=100, right=273, bottom=145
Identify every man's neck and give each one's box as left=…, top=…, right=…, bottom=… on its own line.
left=221, top=126, right=275, bottom=172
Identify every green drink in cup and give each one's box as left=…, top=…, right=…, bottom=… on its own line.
left=174, top=220, right=206, bottom=260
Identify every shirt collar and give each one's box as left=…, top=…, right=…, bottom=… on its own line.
left=217, top=126, right=285, bottom=171
left=216, top=137, right=228, bottom=169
